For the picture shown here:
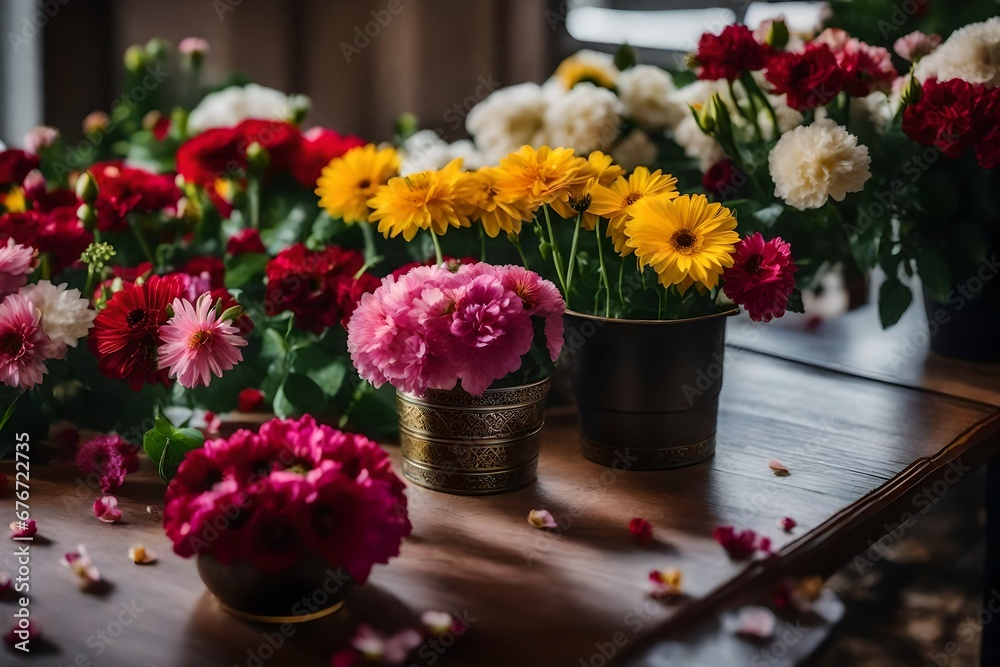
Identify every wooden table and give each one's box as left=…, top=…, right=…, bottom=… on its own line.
left=4, top=302, right=999, bottom=667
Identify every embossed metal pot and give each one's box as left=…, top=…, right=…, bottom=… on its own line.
left=397, top=379, right=550, bottom=494
left=197, top=555, right=353, bottom=623
left=563, top=308, right=737, bottom=471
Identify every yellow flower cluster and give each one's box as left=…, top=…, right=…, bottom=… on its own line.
left=315, top=143, right=739, bottom=294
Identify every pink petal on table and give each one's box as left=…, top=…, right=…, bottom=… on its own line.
left=768, top=459, right=790, bottom=475
left=726, top=606, right=776, bottom=639
left=383, top=628, right=423, bottom=663
left=779, top=516, right=797, bottom=532
left=421, top=610, right=455, bottom=637
left=527, top=509, right=558, bottom=529
left=94, top=496, right=123, bottom=523
left=62, top=544, right=101, bottom=586
left=629, top=517, right=654, bottom=543
left=9, top=519, right=36, bottom=539
left=4, top=619, right=39, bottom=649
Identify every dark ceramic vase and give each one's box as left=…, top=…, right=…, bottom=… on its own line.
left=923, top=282, right=1000, bottom=363
left=563, top=308, right=737, bottom=471
left=197, top=555, right=353, bottom=623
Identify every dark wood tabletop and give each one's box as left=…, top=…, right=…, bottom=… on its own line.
left=4, top=307, right=999, bottom=667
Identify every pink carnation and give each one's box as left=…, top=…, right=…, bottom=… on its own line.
left=75, top=435, right=140, bottom=492
left=0, top=293, right=57, bottom=389
left=723, top=234, right=797, bottom=323
left=0, top=239, right=35, bottom=298
left=894, top=31, right=941, bottom=62
left=497, top=265, right=565, bottom=361
left=815, top=28, right=896, bottom=96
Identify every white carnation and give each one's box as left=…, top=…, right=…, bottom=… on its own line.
left=916, top=17, right=1000, bottom=88
left=400, top=130, right=486, bottom=175
left=21, top=281, right=96, bottom=359
left=466, top=82, right=548, bottom=164
left=616, top=65, right=687, bottom=131
left=672, top=115, right=725, bottom=172
left=850, top=92, right=892, bottom=132
left=541, top=83, right=622, bottom=155
left=611, top=129, right=658, bottom=171
left=187, top=84, right=300, bottom=134
left=768, top=119, right=871, bottom=211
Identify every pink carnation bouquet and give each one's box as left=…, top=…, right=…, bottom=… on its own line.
left=347, top=262, right=566, bottom=396
left=163, top=415, right=411, bottom=581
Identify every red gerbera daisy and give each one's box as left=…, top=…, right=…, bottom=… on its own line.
left=88, top=274, right=184, bottom=390
left=723, top=233, right=797, bottom=323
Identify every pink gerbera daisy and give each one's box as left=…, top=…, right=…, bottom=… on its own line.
left=0, top=239, right=35, bottom=298
left=0, top=293, right=56, bottom=389
left=158, top=293, right=248, bottom=388
left=723, top=234, right=797, bottom=323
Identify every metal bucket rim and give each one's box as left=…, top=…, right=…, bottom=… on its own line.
left=564, top=307, right=739, bottom=325
left=397, top=377, right=550, bottom=403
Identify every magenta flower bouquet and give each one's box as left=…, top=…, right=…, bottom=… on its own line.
left=163, top=415, right=411, bottom=582
left=347, top=262, right=565, bottom=396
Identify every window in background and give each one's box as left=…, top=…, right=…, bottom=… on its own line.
left=0, top=0, right=43, bottom=145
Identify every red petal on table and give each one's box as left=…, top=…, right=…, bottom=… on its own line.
left=713, top=525, right=770, bottom=560
left=629, top=517, right=654, bottom=543
left=4, top=619, right=39, bottom=649
left=9, top=519, right=36, bottom=539
left=779, top=516, right=797, bottom=532
left=94, top=496, right=123, bottom=523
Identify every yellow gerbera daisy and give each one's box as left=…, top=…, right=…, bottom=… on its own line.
left=0, top=186, right=26, bottom=213
left=625, top=194, right=739, bottom=293
left=555, top=54, right=618, bottom=90
left=590, top=167, right=679, bottom=254
left=492, top=145, right=592, bottom=211
left=316, top=144, right=400, bottom=224
left=367, top=158, right=475, bottom=241
left=587, top=151, right=625, bottom=187
left=469, top=168, right=533, bottom=238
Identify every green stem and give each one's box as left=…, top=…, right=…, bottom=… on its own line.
left=478, top=226, right=487, bottom=263
left=248, top=175, right=261, bottom=229
left=543, top=206, right=569, bottom=297
left=131, top=219, right=156, bottom=266
left=359, top=221, right=380, bottom=267
left=429, top=229, right=444, bottom=265
left=510, top=235, right=531, bottom=270
left=84, top=264, right=97, bottom=302
left=656, top=285, right=664, bottom=320
left=594, top=220, right=611, bottom=318
left=565, top=213, right=583, bottom=297
left=617, top=259, right=626, bottom=312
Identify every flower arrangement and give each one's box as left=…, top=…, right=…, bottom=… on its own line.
left=348, top=263, right=565, bottom=396
left=163, top=415, right=411, bottom=580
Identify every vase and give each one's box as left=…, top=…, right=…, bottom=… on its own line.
left=197, top=555, right=353, bottom=623
left=563, top=308, right=738, bottom=471
left=396, top=379, right=550, bottom=495
left=923, top=284, right=1000, bottom=363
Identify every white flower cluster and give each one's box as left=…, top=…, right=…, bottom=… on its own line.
left=187, top=84, right=309, bottom=134
left=21, top=281, right=96, bottom=359
left=399, top=130, right=485, bottom=175
left=916, top=18, right=1000, bottom=88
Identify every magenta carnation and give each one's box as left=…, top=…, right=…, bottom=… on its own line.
left=0, top=239, right=35, bottom=298
left=497, top=265, right=565, bottom=362
left=163, top=415, right=410, bottom=581
left=723, top=234, right=797, bottom=323
left=76, top=435, right=141, bottom=492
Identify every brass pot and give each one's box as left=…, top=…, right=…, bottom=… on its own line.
left=397, top=379, right=550, bottom=495
left=563, top=308, right=737, bottom=471
left=197, top=555, right=353, bottom=623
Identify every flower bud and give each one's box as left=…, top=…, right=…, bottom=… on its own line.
left=178, top=36, right=209, bottom=68
left=83, top=111, right=110, bottom=136
left=77, top=203, right=97, bottom=231
left=124, top=45, right=147, bottom=74
left=900, top=74, right=923, bottom=106
left=763, top=19, right=789, bottom=50
left=395, top=112, right=419, bottom=142
left=245, top=142, right=270, bottom=172
left=289, top=95, right=311, bottom=125
left=75, top=171, right=99, bottom=204
left=145, top=38, right=170, bottom=62
left=692, top=103, right=715, bottom=134
left=220, top=305, right=244, bottom=323
left=22, top=126, right=59, bottom=155
left=708, top=93, right=733, bottom=141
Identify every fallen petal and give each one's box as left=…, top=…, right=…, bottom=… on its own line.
left=768, top=459, right=790, bottom=475
left=713, top=525, right=769, bottom=560
left=725, top=606, right=776, bottom=639
left=779, top=517, right=797, bottom=532
left=351, top=625, right=385, bottom=660
left=62, top=545, right=101, bottom=586
left=0, top=571, right=10, bottom=592
left=421, top=610, right=455, bottom=637
left=4, top=619, right=39, bottom=649
left=383, top=628, right=423, bottom=663
left=128, top=544, right=157, bottom=565
left=648, top=568, right=683, bottom=601
left=94, top=496, right=123, bottom=523
left=9, top=519, right=36, bottom=539
left=629, top=517, right=654, bottom=543
left=527, top=509, right=558, bottom=529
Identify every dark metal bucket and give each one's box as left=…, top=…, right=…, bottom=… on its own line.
left=563, top=308, right=737, bottom=470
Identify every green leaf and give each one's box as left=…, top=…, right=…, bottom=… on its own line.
left=344, top=383, right=398, bottom=441
left=878, top=277, right=913, bottom=329
left=613, top=44, right=637, bottom=71
left=142, top=415, right=205, bottom=482
left=0, top=395, right=20, bottom=432
left=224, top=253, right=269, bottom=289
left=292, top=347, right=348, bottom=398
left=785, top=289, right=805, bottom=315
left=274, top=373, right=327, bottom=418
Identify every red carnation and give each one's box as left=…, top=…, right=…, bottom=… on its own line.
left=265, top=243, right=375, bottom=333
left=88, top=274, right=185, bottom=390
left=723, top=233, right=797, bottom=323
left=234, top=119, right=301, bottom=175
left=0, top=208, right=92, bottom=275
left=694, top=25, right=771, bottom=82
left=836, top=40, right=896, bottom=97
left=226, top=228, right=266, bottom=255
left=702, top=159, right=743, bottom=198
left=238, top=388, right=265, bottom=413
left=292, top=127, right=366, bottom=188
left=902, top=78, right=1000, bottom=168
left=176, top=126, right=244, bottom=186
left=90, top=161, right=182, bottom=232
left=765, top=43, right=844, bottom=110
left=0, top=150, right=39, bottom=187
